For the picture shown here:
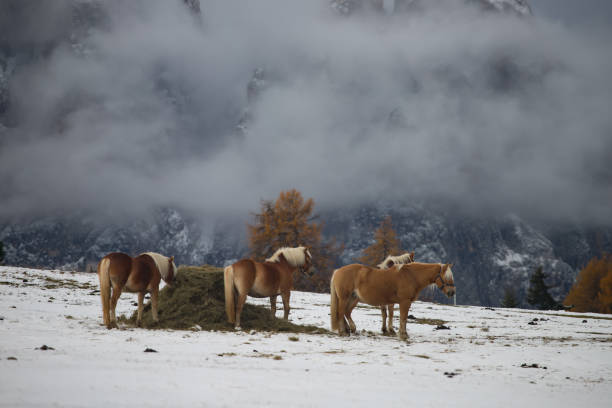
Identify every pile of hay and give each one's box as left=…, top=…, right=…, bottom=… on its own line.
left=122, top=265, right=325, bottom=334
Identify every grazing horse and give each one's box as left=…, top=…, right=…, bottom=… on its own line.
left=97, top=252, right=177, bottom=329
left=224, top=246, right=312, bottom=329
left=330, top=262, right=455, bottom=339
left=376, top=251, right=415, bottom=334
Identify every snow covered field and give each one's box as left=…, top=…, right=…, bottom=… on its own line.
left=1, top=266, right=611, bottom=407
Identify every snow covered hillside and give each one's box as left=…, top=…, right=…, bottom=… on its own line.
left=1, top=266, right=611, bottom=407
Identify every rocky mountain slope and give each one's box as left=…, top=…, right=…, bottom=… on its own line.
left=2, top=206, right=611, bottom=308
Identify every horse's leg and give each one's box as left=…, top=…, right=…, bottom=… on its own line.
left=380, top=305, right=388, bottom=333
left=387, top=304, right=396, bottom=335
left=345, top=296, right=358, bottom=333
left=137, top=292, right=145, bottom=327
left=235, top=292, right=248, bottom=329
left=398, top=300, right=413, bottom=340
left=336, top=296, right=349, bottom=336
left=270, top=295, right=277, bottom=318
left=281, top=291, right=291, bottom=320
left=109, top=284, right=122, bottom=329
left=151, top=286, right=159, bottom=323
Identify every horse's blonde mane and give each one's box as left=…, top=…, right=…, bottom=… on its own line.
left=443, top=264, right=454, bottom=281
left=377, top=252, right=414, bottom=269
left=142, top=252, right=175, bottom=281
left=265, top=247, right=308, bottom=267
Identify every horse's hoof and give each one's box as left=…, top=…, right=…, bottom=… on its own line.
left=389, top=329, right=396, bottom=335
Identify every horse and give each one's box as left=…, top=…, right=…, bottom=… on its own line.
left=97, top=252, right=177, bottom=329
left=330, top=262, right=455, bottom=339
left=224, top=246, right=312, bottom=329
left=376, top=251, right=415, bottom=334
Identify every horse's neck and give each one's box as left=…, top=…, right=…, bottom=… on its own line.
left=143, top=252, right=170, bottom=281
left=266, top=257, right=295, bottom=274
left=412, top=264, right=441, bottom=291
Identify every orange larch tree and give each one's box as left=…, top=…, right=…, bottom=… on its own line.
left=357, top=216, right=402, bottom=267
left=564, top=254, right=612, bottom=313
left=247, top=189, right=342, bottom=292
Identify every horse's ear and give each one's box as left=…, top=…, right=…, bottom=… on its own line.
left=410, top=251, right=415, bottom=261
left=169, top=256, right=174, bottom=262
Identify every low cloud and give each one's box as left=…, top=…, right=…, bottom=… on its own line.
left=1, top=0, right=611, bottom=224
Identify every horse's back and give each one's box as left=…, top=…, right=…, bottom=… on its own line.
left=231, top=259, right=258, bottom=294
left=231, top=259, right=283, bottom=297
left=334, top=264, right=400, bottom=305
left=99, top=252, right=132, bottom=282
left=332, top=264, right=368, bottom=294
left=100, top=252, right=131, bottom=267
left=123, top=253, right=159, bottom=292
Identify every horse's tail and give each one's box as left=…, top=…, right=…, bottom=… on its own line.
left=224, top=265, right=236, bottom=324
left=330, top=270, right=339, bottom=332
left=98, top=257, right=112, bottom=328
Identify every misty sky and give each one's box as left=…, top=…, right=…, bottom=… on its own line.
left=1, top=0, right=611, bottom=224
left=531, top=0, right=612, bottom=28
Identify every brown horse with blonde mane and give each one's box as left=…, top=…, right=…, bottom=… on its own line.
left=376, top=251, right=415, bottom=334
left=97, top=252, right=177, bottom=329
left=330, top=262, right=455, bottom=339
left=224, top=246, right=312, bottom=329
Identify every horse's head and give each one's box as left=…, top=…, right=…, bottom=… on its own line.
left=382, top=252, right=415, bottom=269
left=301, top=247, right=313, bottom=274
left=165, top=256, right=177, bottom=286
left=436, top=263, right=456, bottom=298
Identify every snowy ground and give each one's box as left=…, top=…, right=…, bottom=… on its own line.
left=1, top=266, right=611, bottom=407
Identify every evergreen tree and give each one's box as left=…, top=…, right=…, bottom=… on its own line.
left=526, top=267, right=558, bottom=310
left=0, top=241, right=4, bottom=265
left=565, top=254, right=612, bottom=313
left=357, top=216, right=402, bottom=267
left=247, top=189, right=342, bottom=292
left=501, top=287, right=519, bottom=308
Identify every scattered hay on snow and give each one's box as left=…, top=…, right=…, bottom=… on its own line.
left=121, top=265, right=326, bottom=334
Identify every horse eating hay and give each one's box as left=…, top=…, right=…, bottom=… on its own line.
left=330, top=262, right=455, bottom=339
left=376, top=251, right=415, bottom=334
left=97, top=252, right=177, bottom=329
left=224, top=246, right=312, bottom=329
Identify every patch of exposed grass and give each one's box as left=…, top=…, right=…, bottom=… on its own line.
left=410, top=318, right=446, bottom=326
left=120, top=265, right=327, bottom=334
left=40, top=276, right=94, bottom=290
left=412, top=354, right=431, bottom=359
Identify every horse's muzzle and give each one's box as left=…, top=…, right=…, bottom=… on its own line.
left=447, top=289, right=455, bottom=298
